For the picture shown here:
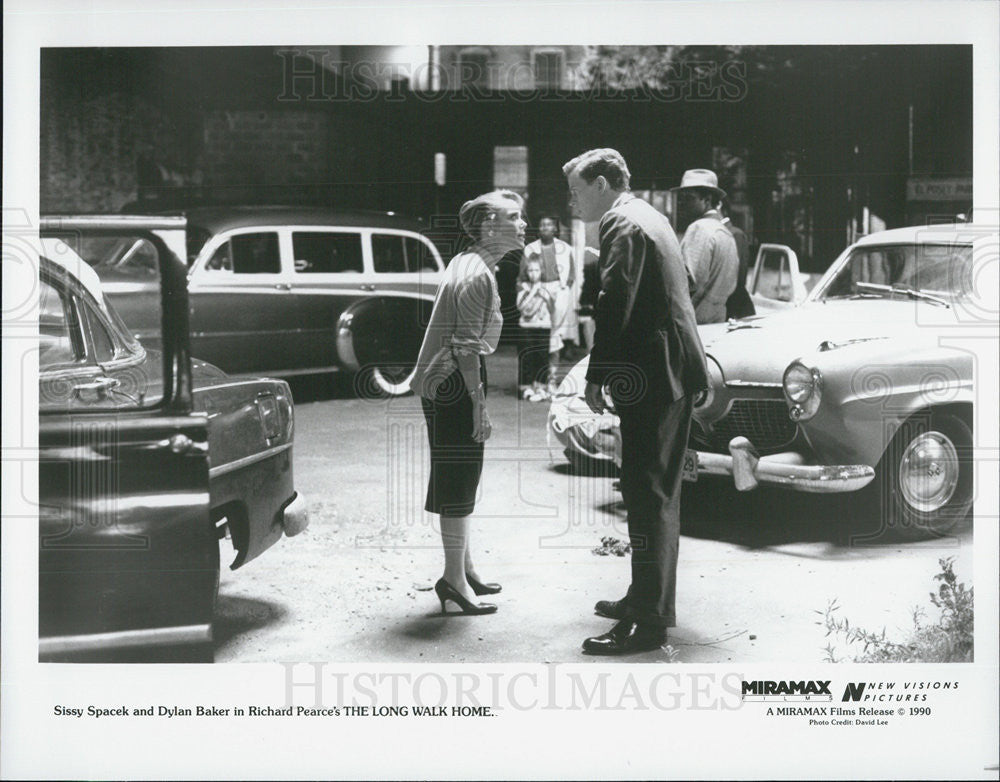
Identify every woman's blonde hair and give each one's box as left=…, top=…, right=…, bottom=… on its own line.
left=458, top=189, right=524, bottom=239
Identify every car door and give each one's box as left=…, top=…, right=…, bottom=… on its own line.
left=186, top=228, right=298, bottom=375
left=748, top=243, right=809, bottom=314
left=285, top=227, right=369, bottom=372
left=38, top=251, right=214, bottom=659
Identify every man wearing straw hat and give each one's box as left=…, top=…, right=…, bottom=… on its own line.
left=673, top=168, right=739, bottom=324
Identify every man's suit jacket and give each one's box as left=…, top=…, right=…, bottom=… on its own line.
left=585, top=193, right=709, bottom=402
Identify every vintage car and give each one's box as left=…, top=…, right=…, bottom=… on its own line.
left=41, top=207, right=446, bottom=396
left=549, top=242, right=816, bottom=470
left=37, top=230, right=308, bottom=661
left=550, top=224, right=989, bottom=539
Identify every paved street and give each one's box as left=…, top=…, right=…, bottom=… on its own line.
left=215, top=345, right=973, bottom=664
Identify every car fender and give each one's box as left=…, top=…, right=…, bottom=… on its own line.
left=335, top=297, right=385, bottom=372
left=793, top=339, right=973, bottom=467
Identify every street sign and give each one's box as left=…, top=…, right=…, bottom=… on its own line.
left=906, top=177, right=972, bottom=201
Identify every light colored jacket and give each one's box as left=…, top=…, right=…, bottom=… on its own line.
left=409, top=250, right=503, bottom=399
left=681, top=211, right=739, bottom=324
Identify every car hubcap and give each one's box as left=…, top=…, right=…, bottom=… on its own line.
left=899, top=431, right=960, bottom=513
left=372, top=364, right=415, bottom=395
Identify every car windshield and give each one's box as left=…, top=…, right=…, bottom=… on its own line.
left=820, top=243, right=973, bottom=303
left=71, top=236, right=159, bottom=277
left=186, top=225, right=212, bottom=265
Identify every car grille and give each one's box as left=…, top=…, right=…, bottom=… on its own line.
left=691, top=399, right=797, bottom=454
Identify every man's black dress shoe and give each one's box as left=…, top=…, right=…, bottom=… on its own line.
left=594, top=597, right=628, bottom=620
left=582, top=620, right=666, bottom=655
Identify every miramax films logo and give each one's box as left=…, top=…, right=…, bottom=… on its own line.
left=741, top=680, right=832, bottom=702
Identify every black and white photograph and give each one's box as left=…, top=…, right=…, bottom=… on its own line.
left=3, top=1, right=998, bottom=779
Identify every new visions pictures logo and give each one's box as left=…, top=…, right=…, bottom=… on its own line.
left=741, top=680, right=832, bottom=701
left=840, top=680, right=958, bottom=702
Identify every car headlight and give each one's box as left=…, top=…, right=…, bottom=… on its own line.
left=782, top=361, right=823, bottom=421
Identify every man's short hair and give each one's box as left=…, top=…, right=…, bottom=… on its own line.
left=458, top=188, right=524, bottom=238
left=562, top=148, right=631, bottom=191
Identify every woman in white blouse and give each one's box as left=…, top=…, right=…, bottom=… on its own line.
left=409, top=189, right=526, bottom=615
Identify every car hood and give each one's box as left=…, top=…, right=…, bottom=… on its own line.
left=699, top=299, right=957, bottom=384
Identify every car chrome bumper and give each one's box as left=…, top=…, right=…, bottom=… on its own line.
left=39, top=623, right=212, bottom=658
left=282, top=492, right=310, bottom=536
left=696, top=437, right=875, bottom=493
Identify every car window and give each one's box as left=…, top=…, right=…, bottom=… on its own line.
left=187, top=225, right=213, bottom=266
left=406, top=236, right=440, bottom=272
left=231, top=233, right=281, bottom=274
left=372, top=234, right=407, bottom=273
left=292, top=232, right=364, bottom=274
left=752, top=248, right=795, bottom=302
left=205, top=240, right=233, bottom=272
left=205, top=232, right=281, bottom=274
left=86, top=303, right=117, bottom=363
left=373, top=234, right=439, bottom=273
left=39, top=277, right=80, bottom=367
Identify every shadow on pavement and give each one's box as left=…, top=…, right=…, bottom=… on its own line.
left=679, top=478, right=856, bottom=549
left=548, top=452, right=973, bottom=554
left=395, top=613, right=492, bottom=643
left=212, top=592, right=288, bottom=648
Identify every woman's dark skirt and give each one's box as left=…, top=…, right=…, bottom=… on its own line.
left=421, top=360, right=487, bottom=516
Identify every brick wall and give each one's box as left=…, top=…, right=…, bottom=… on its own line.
left=40, top=79, right=203, bottom=213
left=201, top=110, right=329, bottom=197
left=40, top=76, right=331, bottom=212
left=40, top=87, right=140, bottom=212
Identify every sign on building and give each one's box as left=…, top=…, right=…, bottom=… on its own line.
left=906, top=177, right=973, bottom=202
left=493, top=146, right=529, bottom=192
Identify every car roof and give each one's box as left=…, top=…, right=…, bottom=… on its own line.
left=852, top=224, right=983, bottom=247
left=150, top=206, right=427, bottom=235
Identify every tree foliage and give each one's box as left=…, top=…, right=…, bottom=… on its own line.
left=576, top=45, right=894, bottom=92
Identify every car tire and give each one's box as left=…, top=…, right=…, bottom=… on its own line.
left=863, top=409, right=973, bottom=541
left=355, top=363, right=416, bottom=399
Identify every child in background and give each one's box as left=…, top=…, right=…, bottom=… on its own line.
left=516, top=258, right=560, bottom=401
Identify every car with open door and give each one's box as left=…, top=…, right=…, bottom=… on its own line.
left=37, top=225, right=308, bottom=662
left=550, top=224, right=986, bottom=540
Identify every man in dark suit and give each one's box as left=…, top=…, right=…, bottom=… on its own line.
left=563, top=149, right=709, bottom=655
left=720, top=198, right=756, bottom=320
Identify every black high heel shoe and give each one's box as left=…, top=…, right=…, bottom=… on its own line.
left=466, top=572, right=502, bottom=596
left=435, top=578, right=497, bottom=615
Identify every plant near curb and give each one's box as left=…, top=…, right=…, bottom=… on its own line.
left=817, top=557, right=973, bottom=663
